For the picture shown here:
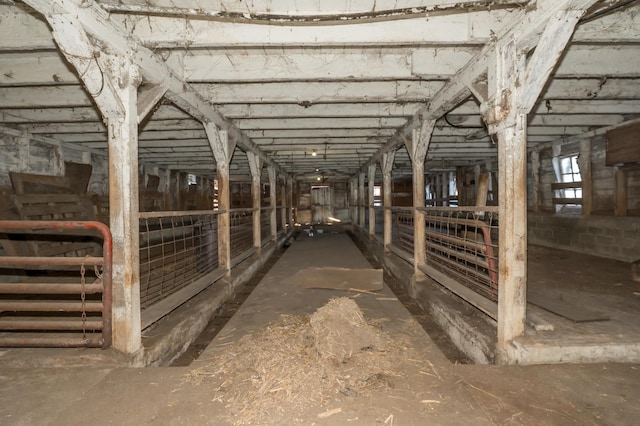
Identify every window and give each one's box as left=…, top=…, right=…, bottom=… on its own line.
left=187, top=173, right=197, bottom=186
left=551, top=154, right=582, bottom=213
left=373, top=185, right=382, bottom=207
left=560, top=155, right=582, bottom=199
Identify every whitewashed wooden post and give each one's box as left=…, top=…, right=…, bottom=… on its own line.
left=484, top=8, right=586, bottom=364
left=358, top=172, right=366, bottom=228
left=204, top=124, right=235, bottom=275
left=247, top=152, right=264, bottom=249
left=483, top=35, right=529, bottom=364
left=382, top=151, right=396, bottom=251
left=280, top=175, right=287, bottom=232
left=106, top=57, right=143, bottom=354
left=268, top=166, right=277, bottom=242
left=368, top=164, right=377, bottom=237
left=405, top=120, right=435, bottom=272
left=38, top=12, right=146, bottom=354
left=578, top=139, right=593, bottom=216
left=349, top=177, right=358, bottom=225
left=287, top=176, right=294, bottom=227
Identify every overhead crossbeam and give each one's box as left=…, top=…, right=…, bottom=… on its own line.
left=361, top=0, right=604, bottom=172
left=21, top=0, right=284, bottom=175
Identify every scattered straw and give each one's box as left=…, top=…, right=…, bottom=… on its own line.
left=185, top=297, right=412, bottom=425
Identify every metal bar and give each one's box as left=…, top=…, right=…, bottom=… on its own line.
left=0, top=336, right=104, bottom=348
left=0, top=301, right=104, bottom=312
left=139, top=209, right=225, bottom=219
left=0, top=283, right=104, bottom=294
left=0, top=318, right=103, bottom=331
left=0, top=256, right=104, bottom=269
left=418, top=206, right=499, bottom=213
left=0, top=219, right=113, bottom=348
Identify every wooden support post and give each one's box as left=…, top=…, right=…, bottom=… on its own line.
left=358, top=172, right=366, bottom=228
left=485, top=160, right=494, bottom=203
left=551, top=142, right=563, bottom=214
left=287, top=177, right=294, bottom=227
left=104, top=57, right=142, bottom=354
left=497, top=117, right=529, bottom=364
left=247, top=151, right=264, bottom=249
left=382, top=151, right=396, bottom=251
left=442, top=173, right=450, bottom=206
left=434, top=174, right=441, bottom=206
left=205, top=124, right=235, bottom=274
left=280, top=175, right=287, bottom=232
left=405, top=120, right=435, bottom=271
left=491, top=38, right=528, bottom=365
left=531, top=150, right=541, bottom=213
left=476, top=172, right=490, bottom=207
left=368, top=164, right=377, bottom=237
left=578, top=139, right=593, bottom=216
left=474, top=164, right=481, bottom=203
left=456, top=167, right=465, bottom=206
left=43, top=12, right=145, bottom=353
left=268, top=166, right=277, bottom=241
left=350, top=177, right=358, bottom=224
left=615, top=166, right=628, bottom=217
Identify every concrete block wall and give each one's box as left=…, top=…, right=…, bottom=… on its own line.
left=528, top=213, right=640, bottom=262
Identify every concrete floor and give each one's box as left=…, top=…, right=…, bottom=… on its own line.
left=1, top=229, right=640, bottom=425
left=514, top=245, right=640, bottom=364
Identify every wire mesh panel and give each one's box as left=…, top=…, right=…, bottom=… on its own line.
left=420, top=207, right=499, bottom=302
left=230, top=209, right=254, bottom=260
left=391, top=208, right=414, bottom=255
left=139, top=211, right=220, bottom=310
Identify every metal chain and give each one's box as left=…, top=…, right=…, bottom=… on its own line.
left=80, top=260, right=87, bottom=341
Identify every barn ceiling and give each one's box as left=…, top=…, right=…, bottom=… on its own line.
left=1, top=0, right=639, bottom=182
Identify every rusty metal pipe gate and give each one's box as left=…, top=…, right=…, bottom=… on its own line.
left=0, top=220, right=112, bottom=348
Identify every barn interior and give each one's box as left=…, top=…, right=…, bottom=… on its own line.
left=1, top=0, right=640, bottom=423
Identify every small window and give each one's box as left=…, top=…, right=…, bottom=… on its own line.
left=552, top=154, right=582, bottom=213
left=373, top=185, right=382, bottom=207
left=187, top=173, right=197, bottom=186
left=560, top=155, right=582, bottom=199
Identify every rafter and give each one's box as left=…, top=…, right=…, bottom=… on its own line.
left=20, top=0, right=284, bottom=175
left=361, top=0, right=603, bottom=171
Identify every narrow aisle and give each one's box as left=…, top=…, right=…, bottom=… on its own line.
left=2, top=230, right=606, bottom=426
left=183, top=230, right=491, bottom=425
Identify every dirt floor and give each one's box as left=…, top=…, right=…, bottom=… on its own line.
left=1, top=230, right=639, bottom=425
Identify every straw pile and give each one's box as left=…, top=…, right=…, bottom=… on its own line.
left=186, top=297, right=398, bottom=425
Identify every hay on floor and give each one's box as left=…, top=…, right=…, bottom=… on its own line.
left=186, top=297, right=407, bottom=425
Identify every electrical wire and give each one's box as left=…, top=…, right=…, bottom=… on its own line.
left=579, top=0, right=639, bottom=24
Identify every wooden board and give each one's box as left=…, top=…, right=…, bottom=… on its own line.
left=9, top=172, right=70, bottom=195
left=286, top=267, right=383, bottom=292
left=528, top=290, right=609, bottom=323
left=64, top=162, right=92, bottom=193
left=606, top=120, right=640, bottom=166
